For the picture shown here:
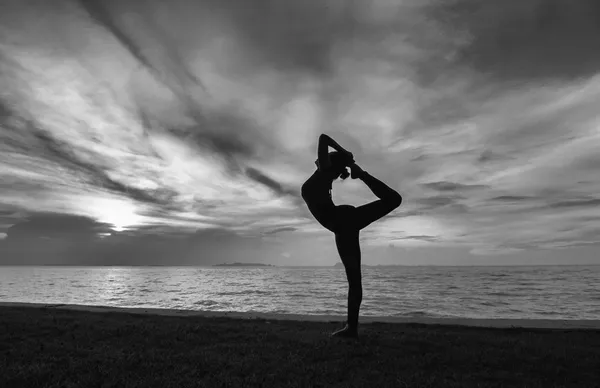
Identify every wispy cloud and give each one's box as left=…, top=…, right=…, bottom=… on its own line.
left=1, top=0, right=600, bottom=264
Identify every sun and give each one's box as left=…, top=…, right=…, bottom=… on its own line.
left=87, top=197, right=143, bottom=232
left=112, top=224, right=126, bottom=232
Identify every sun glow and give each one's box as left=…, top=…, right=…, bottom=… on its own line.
left=86, top=197, right=144, bottom=232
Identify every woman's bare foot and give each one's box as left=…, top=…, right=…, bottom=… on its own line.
left=330, top=324, right=358, bottom=339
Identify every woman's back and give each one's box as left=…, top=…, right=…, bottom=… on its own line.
left=301, top=170, right=334, bottom=208
left=301, top=170, right=337, bottom=229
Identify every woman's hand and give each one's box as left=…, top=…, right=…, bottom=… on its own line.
left=344, top=150, right=354, bottom=163
left=318, top=133, right=354, bottom=170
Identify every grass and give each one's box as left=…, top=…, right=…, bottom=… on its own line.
left=1, top=306, right=599, bottom=388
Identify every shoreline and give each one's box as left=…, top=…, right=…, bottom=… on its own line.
left=2, top=301, right=599, bottom=329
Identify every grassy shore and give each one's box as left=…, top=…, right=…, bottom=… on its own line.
left=1, top=306, right=599, bottom=388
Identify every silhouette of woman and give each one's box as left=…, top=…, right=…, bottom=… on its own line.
left=301, top=134, right=402, bottom=338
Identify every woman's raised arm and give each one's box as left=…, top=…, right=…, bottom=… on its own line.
left=317, top=134, right=353, bottom=171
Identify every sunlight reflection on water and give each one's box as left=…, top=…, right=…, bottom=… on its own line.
left=1, top=265, right=599, bottom=319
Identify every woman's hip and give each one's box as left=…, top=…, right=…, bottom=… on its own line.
left=328, top=205, right=358, bottom=234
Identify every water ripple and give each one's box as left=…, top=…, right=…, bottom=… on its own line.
left=0, top=266, right=599, bottom=319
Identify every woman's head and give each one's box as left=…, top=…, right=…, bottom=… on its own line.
left=327, top=151, right=353, bottom=179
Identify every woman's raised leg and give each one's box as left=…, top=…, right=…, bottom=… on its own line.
left=350, top=165, right=402, bottom=231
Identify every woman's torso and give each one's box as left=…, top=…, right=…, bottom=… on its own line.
left=301, top=170, right=335, bottom=227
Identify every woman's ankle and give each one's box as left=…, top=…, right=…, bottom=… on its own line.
left=350, top=164, right=366, bottom=179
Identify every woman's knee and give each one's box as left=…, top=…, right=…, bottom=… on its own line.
left=350, top=281, right=363, bottom=293
left=349, top=282, right=363, bottom=300
left=347, top=272, right=362, bottom=289
left=388, top=192, right=402, bottom=209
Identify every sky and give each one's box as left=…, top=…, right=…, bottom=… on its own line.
left=1, top=0, right=600, bottom=266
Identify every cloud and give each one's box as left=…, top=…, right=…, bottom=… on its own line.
left=200, top=0, right=354, bottom=76
left=1, top=0, right=600, bottom=264
left=422, top=181, right=488, bottom=192
left=0, top=212, right=113, bottom=265
left=546, top=198, right=600, bottom=209
left=428, top=0, right=600, bottom=82
left=5, top=213, right=113, bottom=240
left=0, top=219, right=274, bottom=265
left=491, top=196, right=535, bottom=202
left=76, top=0, right=206, bottom=93
left=263, top=226, right=297, bottom=235
left=245, top=167, right=299, bottom=199
left=395, top=235, right=439, bottom=243
left=32, top=131, right=180, bottom=206
left=414, top=195, right=464, bottom=211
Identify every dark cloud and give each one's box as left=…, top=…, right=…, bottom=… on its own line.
left=392, top=209, right=423, bottom=218
left=76, top=0, right=204, bottom=91
left=263, top=226, right=297, bottom=235
left=179, top=227, right=270, bottom=264
left=210, top=0, right=360, bottom=76
left=76, top=0, right=266, bottom=169
left=422, top=181, right=488, bottom=192
left=3, top=0, right=600, bottom=263
left=75, top=0, right=347, bottom=168
left=492, top=195, right=536, bottom=202
left=187, top=131, right=254, bottom=162
left=415, top=195, right=460, bottom=209
left=429, top=0, right=600, bottom=81
left=0, top=98, right=38, bottom=154
left=395, top=235, right=439, bottom=242
left=0, top=100, right=10, bottom=120
left=107, top=223, right=194, bottom=238
left=191, top=227, right=242, bottom=241
left=5, top=213, right=113, bottom=241
left=546, top=198, right=600, bottom=209
left=0, top=222, right=270, bottom=265
left=77, top=0, right=150, bottom=70
left=33, top=131, right=180, bottom=207
left=166, top=109, right=271, bottom=166
left=0, top=210, right=23, bottom=233
left=410, top=91, right=473, bottom=129
left=245, top=167, right=299, bottom=199
left=477, top=150, right=513, bottom=164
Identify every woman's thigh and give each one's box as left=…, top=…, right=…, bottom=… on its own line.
left=330, top=202, right=394, bottom=234
left=334, top=231, right=362, bottom=284
left=351, top=199, right=398, bottom=231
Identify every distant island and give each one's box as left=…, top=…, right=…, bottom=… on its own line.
left=213, top=262, right=276, bottom=267
left=333, top=263, right=407, bottom=268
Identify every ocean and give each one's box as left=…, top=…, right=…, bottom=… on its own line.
left=1, top=265, right=599, bottom=320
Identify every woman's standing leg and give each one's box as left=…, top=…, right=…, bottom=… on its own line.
left=330, top=166, right=402, bottom=338
left=333, top=231, right=362, bottom=337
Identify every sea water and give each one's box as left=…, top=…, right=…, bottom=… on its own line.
left=1, top=265, right=599, bottom=319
